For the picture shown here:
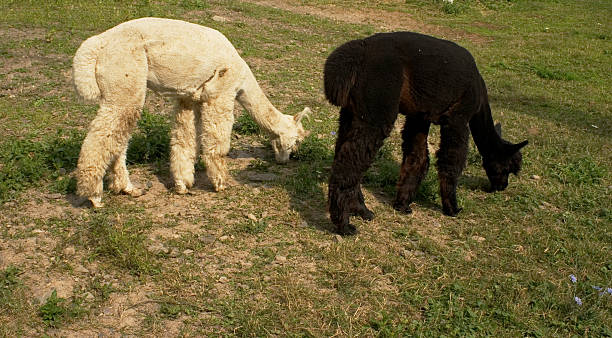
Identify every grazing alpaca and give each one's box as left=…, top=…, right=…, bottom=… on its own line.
left=324, top=32, right=528, bottom=235
left=73, top=17, right=309, bottom=207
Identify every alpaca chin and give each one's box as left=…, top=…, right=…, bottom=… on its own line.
left=271, top=138, right=291, bottom=163
left=275, top=151, right=290, bottom=163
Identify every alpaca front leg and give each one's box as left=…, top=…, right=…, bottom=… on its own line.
left=200, top=97, right=234, bottom=192
left=394, top=117, right=431, bottom=213
left=436, top=122, right=469, bottom=216
left=170, top=99, right=198, bottom=194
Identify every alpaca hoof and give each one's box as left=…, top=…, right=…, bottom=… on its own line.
left=393, top=201, right=413, bottom=214
left=213, top=181, right=226, bottom=192
left=442, top=206, right=462, bottom=217
left=125, top=186, right=145, bottom=197
left=356, top=208, right=374, bottom=221
left=337, top=223, right=358, bottom=236
left=90, top=197, right=104, bottom=208
left=175, top=185, right=189, bottom=195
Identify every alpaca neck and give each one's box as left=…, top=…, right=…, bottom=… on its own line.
left=469, top=101, right=505, bottom=159
left=236, top=68, right=291, bottom=137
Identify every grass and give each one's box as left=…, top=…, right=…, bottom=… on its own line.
left=0, top=0, right=610, bottom=336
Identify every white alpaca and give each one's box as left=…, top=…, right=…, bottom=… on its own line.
left=72, top=17, right=310, bottom=207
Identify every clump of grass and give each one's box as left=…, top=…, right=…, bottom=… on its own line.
left=291, top=135, right=332, bottom=162
left=233, top=113, right=260, bottom=135
left=0, top=266, right=22, bottom=311
left=84, top=212, right=159, bottom=276
left=440, top=0, right=469, bottom=14
left=179, top=0, right=211, bottom=10
left=533, top=65, right=580, bottom=81
left=233, top=218, right=268, bottom=235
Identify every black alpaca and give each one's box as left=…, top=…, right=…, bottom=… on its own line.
left=324, top=32, right=528, bottom=235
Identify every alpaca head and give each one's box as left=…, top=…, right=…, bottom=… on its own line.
left=483, top=139, right=528, bottom=191
left=271, top=107, right=311, bottom=163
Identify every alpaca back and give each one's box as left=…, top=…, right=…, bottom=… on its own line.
left=323, top=39, right=365, bottom=107
left=72, top=35, right=105, bottom=103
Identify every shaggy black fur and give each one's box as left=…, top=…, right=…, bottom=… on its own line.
left=324, top=32, right=528, bottom=235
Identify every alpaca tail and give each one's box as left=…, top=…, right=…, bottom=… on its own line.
left=72, top=35, right=104, bottom=103
left=324, top=39, right=365, bottom=107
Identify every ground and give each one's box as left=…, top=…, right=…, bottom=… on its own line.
left=0, top=0, right=610, bottom=336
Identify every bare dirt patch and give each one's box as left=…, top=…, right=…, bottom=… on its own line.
left=243, top=0, right=489, bottom=43
left=0, top=27, right=46, bottom=41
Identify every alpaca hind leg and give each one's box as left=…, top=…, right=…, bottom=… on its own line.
left=334, top=108, right=373, bottom=221
left=353, top=188, right=373, bottom=220
left=436, top=121, right=469, bottom=216
left=77, top=43, right=147, bottom=207
left=200, top=96, right=234, bottom=192
left=77, top=105, right=142, bottom=207
left=170, top=98, right=199, bottom=194
left=393, top=116, right=431, bottom=213
left=108, top=145, right=145, bottom=197
left=329, top=120, right=391, bottom=235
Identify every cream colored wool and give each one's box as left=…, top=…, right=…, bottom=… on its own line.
left=73, top=17, right=310, bottom=207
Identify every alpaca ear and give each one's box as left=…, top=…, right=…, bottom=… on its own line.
left=494, top=122, right=502, bottom=137
left=508, top=140, right=529, bottom=154
left=294, top=107, right=311, bottom=123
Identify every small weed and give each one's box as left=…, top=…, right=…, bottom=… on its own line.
left=89, top=277, right=115, bottom=302
left=369, top=311, right=406, bottom=336
left=233, top=113, right=260, bottom=135
left=247, top=158, right=271, bottom=172
left=38, top=290, right=85, bottom=328
left=159, top=301, right=196, bottom=319
left=49, top=175, right=77, bottom=194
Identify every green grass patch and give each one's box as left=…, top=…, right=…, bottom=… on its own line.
left=127, top=110, right=171, bottom=165
left=533, top=65, right=580, bottom=81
